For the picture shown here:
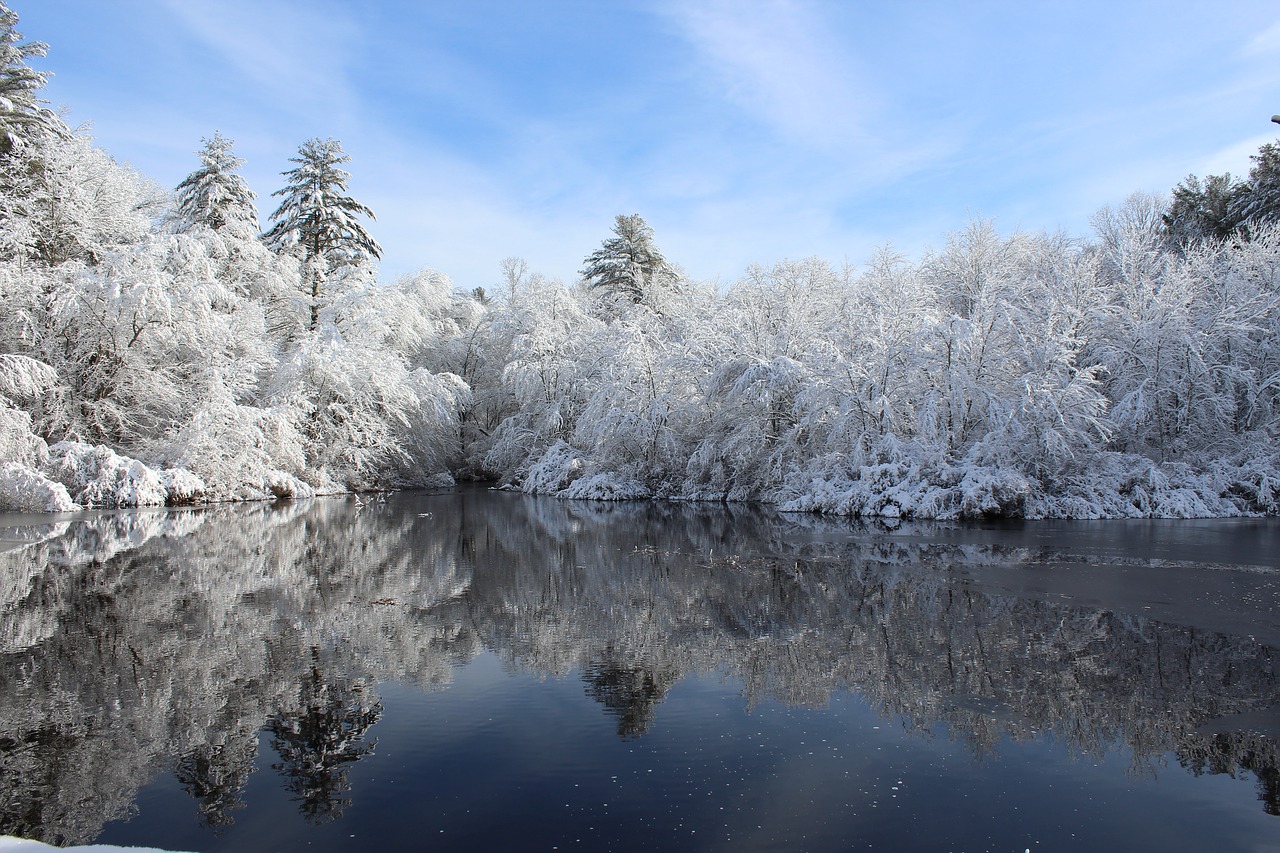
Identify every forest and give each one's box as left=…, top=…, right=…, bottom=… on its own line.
left=2, top=3, right=1280, bottom=519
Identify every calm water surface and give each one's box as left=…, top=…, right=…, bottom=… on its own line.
left=2, top=487, right=1279, bottom=851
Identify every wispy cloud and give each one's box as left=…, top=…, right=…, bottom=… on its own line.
left=1241, top=19, right=1280, bottom=57
left=1201, top=133, right=1274, bottom=178
left=158, top=0, right=362, bottom=128
left=659, top=0, right=874, bottom=153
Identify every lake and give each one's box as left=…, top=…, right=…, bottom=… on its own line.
left=2, top=486, right=1279, bottom=851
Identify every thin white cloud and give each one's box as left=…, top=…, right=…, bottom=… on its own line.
left=1241, top=19, right=1280, bottom=57
left=659, top=0, right=875, bottom=152
left=1201, top=133, right=1275, bottom=178
left=158, top=0, right=362, bottom=126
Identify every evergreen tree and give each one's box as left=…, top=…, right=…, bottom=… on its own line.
left=263, top=138, right=380, bottom=329
left=1162, top=172, right=1243, bottom=247
left=580, top=213, right=676, bottom=306
left=0, top=1, right=67, bottom=156
left=174, top=131, right=259, bottom=235
left=1231, top=140, right=1280, bottom=231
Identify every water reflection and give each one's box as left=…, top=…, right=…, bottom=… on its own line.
left=1, top=489, right=1279, bottom=844
left=267, top=655, right=381, bottom=825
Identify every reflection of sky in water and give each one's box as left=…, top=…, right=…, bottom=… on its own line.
left=2, top=489, right=1280, bottom=851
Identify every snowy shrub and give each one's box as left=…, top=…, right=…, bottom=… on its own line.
left=522, top=440, right=589, bottom=494
left=561, top=472, right=652, bottom=501
left=420, top=471, right=457, bottom=491
left=159, top=467, right=206, bottom=506
left=0, top=462, right=77, bottom=512
left=952, top=464, right=1033, bottom=518
left=1113, top=458, right=1228, bottom=519
left=1218, top=452, right=1280, bottom=514
left=155, top=388, right=306, bottom=502
left=45, top=440, right=168, bottom=508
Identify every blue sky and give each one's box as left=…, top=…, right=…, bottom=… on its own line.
left=16, top=0, right=1280, bottom=291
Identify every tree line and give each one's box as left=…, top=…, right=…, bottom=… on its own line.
left=2, top=1, right=1280, bottom=518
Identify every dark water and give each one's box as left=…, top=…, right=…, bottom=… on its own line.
left=2, top=488, right=1280, bottom=852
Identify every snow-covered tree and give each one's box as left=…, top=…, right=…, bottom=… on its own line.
left=263, top=138, right=380, bottom=330
left=266, top=324, right=445, bottom=490
left=157, top=384, right=309, bottom=502
left=0, top=1, right=67, bottom=156
left=498, top=255, right=528, bottom=301
left=0, top=351, right=56, bottom=468
left=1162, top=172, right=1243, bottom=247
left=1231, top=140, right=1280, bottom=232
left=174, top=131, right=259, bottom=236
left=43, top=232, right=274, bottom=450
left=580, top=214, right=677, bottom=308
left=0, top=132, right=161, bottom=267
left=6, top=0, right=1280, bottom=519
left=482, top=277, right=604, bottom=483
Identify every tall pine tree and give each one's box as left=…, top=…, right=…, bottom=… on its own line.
left=263, top=138, right=380, bottom=330
left=174, top=131, right=259, bottom=235
left=580, top=213, right=676, bottom=307
left=0, top=1, right=67, bottom=156
left=1231, top=141, right=1280, bottom=232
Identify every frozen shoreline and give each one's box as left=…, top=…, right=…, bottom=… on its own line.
left=0, top=838, right=189, bottom=853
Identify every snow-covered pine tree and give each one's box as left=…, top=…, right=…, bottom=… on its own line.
left=174, top=131, right=259, bottom=236
left=262, top=138, right=380, bottom=330
left=0, top=1, right=68, bottom=156
left=1231, top=141, right=1280, bottom=233
left=1162, top=172, right=1243, bottom=248
left=580, top=213, right=676, bottom=307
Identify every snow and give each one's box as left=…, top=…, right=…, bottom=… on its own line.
left=0, top=838, right=190, bottom=853
left=0, top=462, right=77, bottom=512
left=46, top=441, right=177, bottom=509
left=4, top=72, right=1280, bottom=519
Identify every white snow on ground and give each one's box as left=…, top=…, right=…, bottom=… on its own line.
left=46, top=442, right=187, bottom=509
left=0, top=838, right=191, bottom=853
left=0, top=463, right=77, bottom=512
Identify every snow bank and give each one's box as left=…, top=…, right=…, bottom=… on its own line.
left=779, top=450, right=1269, bottom=520
left=561, top=472, right=652, bottom=501
left=45, top=441, right=205, bottom=508
left=0, top=462, right=78, bottom=512
left=0, top=837, right=190, bottom=853
left=779, top=454, right=1032, bottom=520
left=522, top=440, right=588, bottom=494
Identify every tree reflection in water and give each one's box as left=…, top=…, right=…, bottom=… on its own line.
left=173, top=734, right=256, bottom=831
left=1, top=489, right=1279, bottom=843
left=267, top=650, right=381, bottom=825
left=582, top=651, right=680, bottom=739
